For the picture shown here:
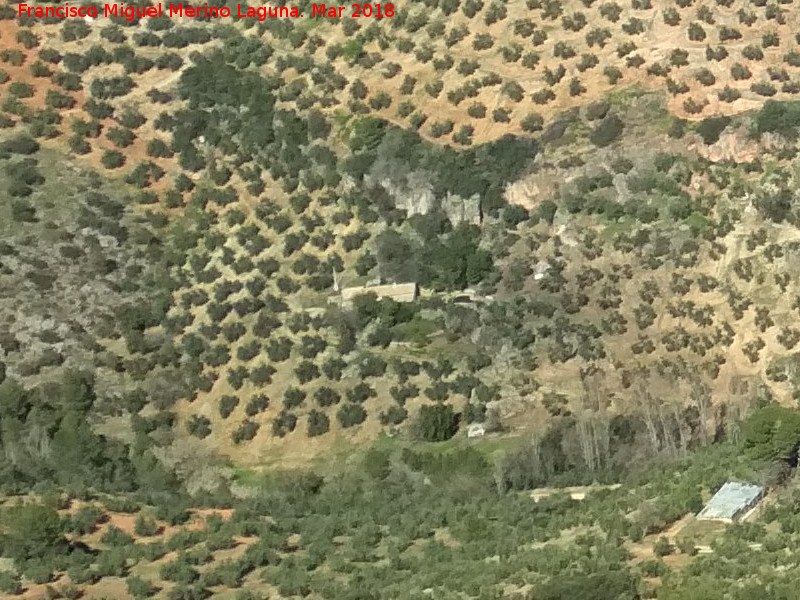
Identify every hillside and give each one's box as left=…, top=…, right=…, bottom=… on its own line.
left=1, top=0, right=800, bottom=466
left=6, top=1, right=800, bottom=597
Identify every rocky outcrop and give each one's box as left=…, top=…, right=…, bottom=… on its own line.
left=383, top=171, right=436, bottom=217
left=612, top=173, right=630, bottom=202
left=441, top=192, right=481, bottom=225
left=504, top=177, right=544, bottom=210
left=368, top=165, right=481, bottom=225
left=692, top=128, right=788, bottom=163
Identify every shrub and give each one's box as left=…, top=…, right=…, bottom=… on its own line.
left=66, top=134, right=88, bottom=154
left=492, top=108, right=510, bottom=123
left=522, top=51, right=541, bottom=69
left=107, top=126, right=135, bottom=148
left=719, top=26, right=741, bottom=42
left=127, top=575, right=158, bottom=599
left=102, top=525, right=134, bottom=546
left=694, top=68, right=715, bottom=87
left=337, top=404, right=367, bottom=428
left=159, top=558, right=199, bottom=585
left=688, top=22, right=705, bottom=41
left=0, top=571, right=21, bottom=595
left=676, top=537, right=697, bottom=556
left=155, top=504, right=190, bottom=526
left=62, top=19, right=91, bottom=41
left=1, top=504, right=67, bottom=562
left=347, top=383, right=375, bottom=404
left=603, top=66, right=622, bottom=83
left=1, top=135, right=39, bottom=155
left=742, top=404, right=800, bottom=462
left=683, top=97, right=708, bottom=114
left=430, top=119, right=454, bottom=137
left=653, top=536, right=673, bottom=556
left=101, top=150, right=125, bottom=169
left=118, top=109, right=146, bottom=129
left=463, top=402, right=487, bottom=424
left=134, top=515, right=160, bottom=537
left=627, top=523, right=644, bottom=542
left=743, top=45, right=763, bottom=61
left=46, top=90, right=76, bottom=109
left=696, top=116, right=731, bottom=145
left=295, top=361, right=320, bottom=384
left=307, top=410, right=330, bottom=437
left=22, top=562, right=52, bottom=584
left=731, top=63, right=751, bottom=80
left=250, top=364, right=275, bottom=386
left=589, top=114, right=624, bottom=147
left=521, top=112, right=544, bottom=132
left=86, top=98, right=114, bottom=119
left=569, top=77, right=586, bottom=96
left=756, top=100, right=800, bottom=135
left=272, top=411, right=297, bottom=437
left=245, top=394, right=270, bottom=416
left=314, top=387, right=341, bottom=407
left=104, top=497, right=140, bottom=513
left=0, top=49, right=25, bottom=66
left=640, top=559, right=668, bottom=577
left=69, top=505, right=105, bottom=535
left=751, top=82, right=777, bottom=97
left=379, top=406, right=408, bottom=425
left=167, top=584, right=210, bottom=600
left=187, top=415, right=212, bottom=439
left=17, top=29, right=39, bottom=49
left=227, top=367, right=248, bottom=390
left=90, top=75, right=135, bottom=99
left=147, top=138, right=173, bottom=158
left=283, top=387, right=306, bottom=410
left=219, top=396, right=239, bottom=419
left=9, top=82, right=34, bottom=98
left=232, top=420, right=259, bottom=444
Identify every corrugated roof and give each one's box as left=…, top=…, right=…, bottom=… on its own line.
left=697, top=482, right=764, bottom=520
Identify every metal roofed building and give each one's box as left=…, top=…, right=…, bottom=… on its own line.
left=696, top=482, right=765, bottom=523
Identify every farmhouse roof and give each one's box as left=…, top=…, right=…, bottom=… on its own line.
left=341, top=282, right=418, bottom=303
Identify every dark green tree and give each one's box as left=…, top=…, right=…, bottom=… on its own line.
left=0, top=503, right=67, bottom=562
left=412, top=404, right=459, bottom=442
left=742, top=405, right=800, bottom=465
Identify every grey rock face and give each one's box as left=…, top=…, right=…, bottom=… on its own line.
left=441, top=192, right=481, bottom=225
left=367, top=161, right=481, bottom=226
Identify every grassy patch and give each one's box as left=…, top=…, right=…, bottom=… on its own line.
left=674, top=518, right=728, bottom=547
left=684, top=212, right=711, bottom=235
left=392, top=316, right=441, bottom=345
